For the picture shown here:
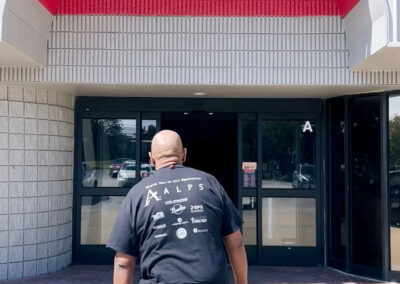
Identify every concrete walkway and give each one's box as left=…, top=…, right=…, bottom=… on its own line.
left=1, top=265, right=396, bottom=284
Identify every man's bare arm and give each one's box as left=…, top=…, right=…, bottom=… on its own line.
left=113, top=252, right=136, bottom=284
left=223, top=230, right=248, bottom=284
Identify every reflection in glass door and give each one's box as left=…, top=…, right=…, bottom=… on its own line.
left=75, top=114, right=159, bottom=263
left=389, top=96, right=400, bottom=272
left=239, top=115, right=258, bottom=264
left=260, top=119, right=320, bottom=265
left=328, top=98, right=346, bottom=269
left=239, top=114, right=321, bottom=266
left=350, top=96, right=382, bottom=274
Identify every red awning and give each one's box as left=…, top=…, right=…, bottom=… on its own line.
left=39, top=0, right=347, bottom=16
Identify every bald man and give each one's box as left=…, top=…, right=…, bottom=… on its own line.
left=107, top=130, right=247, bottom=284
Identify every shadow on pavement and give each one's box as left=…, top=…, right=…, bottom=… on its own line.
left=1, top=265, right=392, bottom=284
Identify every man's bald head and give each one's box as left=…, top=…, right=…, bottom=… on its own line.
left=149, top=130, right=186, bottom=170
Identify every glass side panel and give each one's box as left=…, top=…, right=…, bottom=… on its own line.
left=329, top=98, right=346, bottom=262
left=262, top=198, right=316, bottom=247
left=350, top=96, right=382, bottom=269
left=82, top=119, right=137, bottom=188
left=242, top=119, right=257, bottom=188
left=80, top=196, right=124, bottom=244
left=141, top=119, right=157, bottom=180
left=389, top=95, right=400, bottom=271
left=242, top=197, right=257, bottom=245
left=262, top=121, right=316, bottom=189
left=243, top=120, right=257, bottom=162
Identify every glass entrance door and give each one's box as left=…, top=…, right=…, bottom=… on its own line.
left=239, top=114, right=322, bottom=266
left=74, top=113, right=159, bottom=263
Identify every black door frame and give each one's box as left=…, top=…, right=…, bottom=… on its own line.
left=238, top=112, right=323, bottom=266
left=73, top=110, right=161, bottom=263
left=73, top=97, right=323, bottom=264
left=326, top=92, right=400, bottom=281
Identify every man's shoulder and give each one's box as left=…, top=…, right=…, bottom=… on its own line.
left=179, top=166, right=219, bottom=182
left=176, top=165, right=208, bottom=176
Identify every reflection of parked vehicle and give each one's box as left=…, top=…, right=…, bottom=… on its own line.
left=242, top=197, right=256, bottom=210
left=109, top=158, right=130, bottom=177
left=118, top=162, right=156, bottom=186
left=390, top=170, right=400, bottom=199
left=82, top=162, right=97, bottom=187
left=390, top=171, right=400, bottom=228
left=392, top=202, right=400, bottom=228
left=141, top=163, right=155, bottom=179
left=292, top=164, right=316, bottom=189
left=118, top=160, right=136, bottom=187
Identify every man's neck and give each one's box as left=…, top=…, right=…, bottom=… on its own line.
left=155, top=159, right=182, bottom=170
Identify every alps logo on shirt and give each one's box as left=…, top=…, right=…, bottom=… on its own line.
left=143, top=178, right=204, bottom=207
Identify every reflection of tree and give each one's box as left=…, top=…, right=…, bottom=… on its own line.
left=100, top=119, right=125, bottom=137
left=91, top=119, right=135, bottom=162
left=390, top=116, right=400, bottom=170
left=263, top=122, right=297, bottom=180
left=143, top=124, right=157, bottom=140
left=243, top=121, right=257, bottom=161
left=141, top=123, right=157, bottom=162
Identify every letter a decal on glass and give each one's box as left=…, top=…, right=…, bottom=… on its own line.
left=303, top=121, right=313, bottom=133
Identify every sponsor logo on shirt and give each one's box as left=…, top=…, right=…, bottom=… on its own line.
left=151, top=211, right=165, bottom=221
left=172, top=217, right=189, bottom=226
left=193, top=228, right=208, bottom=233
left=165, top=197, right=188, bottom=205
left=153, top=224, right=166, bottom=230
left=176, top=228, right=187, bottom=239
left=154, top=233, right=168, bottom=239
left=170, top=204, right=186, bottom=215
left=190, top=204, right=204, bottom=213
left=191, top=216, right=207, bottom=224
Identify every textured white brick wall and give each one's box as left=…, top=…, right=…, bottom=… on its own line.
left=0, top=85, right=74, bottom=280
left=0, top=15, right=400, bottom=85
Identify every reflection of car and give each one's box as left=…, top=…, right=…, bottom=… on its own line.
left=118, top=160, right=136, bottom=187
left=292, top=164, right=316, bottom=189
left=390, top=171, right=400, bottom=228
left=392, top=202, right=400, bottom=228
left=242, top=197, right=256, bottom=210
left=82, top=162, right=97, bottom=187
left=390, top=170, right=400, bottom=199
left=141, top=163, right=155, bottom=179
left=109, top=158, right=130, bottom=177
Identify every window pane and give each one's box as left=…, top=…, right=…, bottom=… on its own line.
left=82, top=119, right=136, bottom=188
left=242, top=119, right=257, bottom=188
left=389, top=95, right=400, bottom=271
left=80, top=196, right=124, bottom=244
left=262, top=198, right=316, bottom=246
left=350, top=96, right=382, bottom=269
left=329, top=98, right=346, bottom=262
left=243, top=120, right=257, bottom=162
left=141, top=119, right=157, bottom=180
left=262, top=121, right=316, bottom=189
left=242, top=197, right=257, bottom=245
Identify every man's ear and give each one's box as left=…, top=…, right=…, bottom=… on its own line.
left=182, top=148, right=187, bottom=163
left=149, top=152, right=156, bottom=166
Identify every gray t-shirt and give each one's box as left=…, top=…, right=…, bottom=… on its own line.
left=106, top=164, right=242, bottom=284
